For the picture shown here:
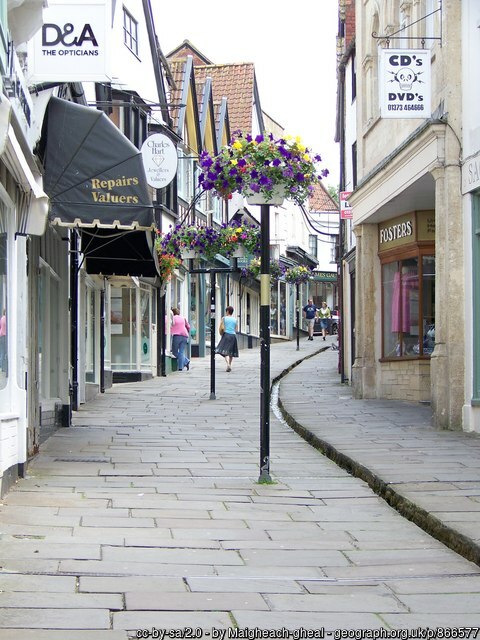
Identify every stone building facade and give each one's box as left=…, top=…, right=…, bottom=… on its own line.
left=348, top=0, right=465, bottom=430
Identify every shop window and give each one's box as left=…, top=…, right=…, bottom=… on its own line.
left=110, top=287, right=137, bottom=370
left=140, top=286, right=151, bottom=367
left=38, top=263, right=61, bottom=399
left=123, top=8, right=138, bottom=56
left=85, top=287, right=96, bottom=383
left=279, top=282, right=287, bottom=336
left=382, top=254, right=435, bottom=359
left=271, top=287, right=278, bottom=335
left=189, top=278, right=198, bottom=344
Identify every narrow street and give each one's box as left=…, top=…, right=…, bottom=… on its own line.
left=0, top=339, right=479, bottom=637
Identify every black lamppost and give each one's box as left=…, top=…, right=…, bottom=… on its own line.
left=209, top=270, right=216, bottom=400
left=259, top=203, right=272, bottom=482
left=296, top=282, right=300, bottom=351
left=188, top=263, right=239, bottom=400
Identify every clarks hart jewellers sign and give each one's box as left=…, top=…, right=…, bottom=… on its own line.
left=379, top=49, right=431, bottom=119
left=27, top=0, right=111, bottom=83
left=141, top=134, right=178, bottom=189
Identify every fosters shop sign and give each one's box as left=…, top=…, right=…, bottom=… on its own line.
left=379, top=49, right=431, bottom=119
left=28, top=0, right=111, bottom=82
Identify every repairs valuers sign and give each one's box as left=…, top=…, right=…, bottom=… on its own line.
left=379, top=49, right=431, bottom=119
left=27, top=0, right=111, bottom=83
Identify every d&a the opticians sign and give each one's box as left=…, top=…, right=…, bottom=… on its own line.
left=27, top=0, right=111, bottom=82
left=379, top=49, right=431, bottom=119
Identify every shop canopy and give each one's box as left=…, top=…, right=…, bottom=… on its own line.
left=39, top=97, right=159, bottom=277
left=39, top=96, right=154, bottom=230
left=80, top=227, right=159, bottom=278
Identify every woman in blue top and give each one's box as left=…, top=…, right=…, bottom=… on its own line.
left=215, top=306, right=239, bottom=372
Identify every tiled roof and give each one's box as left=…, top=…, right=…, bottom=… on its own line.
left=167, top=59, right=187, bottom=132
left=308, top=181, right=339, bottom=213
left=193, top=63, right=255, bottom=134
left=168, top=42, right=256, bottom=136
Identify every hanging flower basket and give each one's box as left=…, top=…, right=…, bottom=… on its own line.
left=242, top=257, right=286, bottom=284
left=198, top=131, right=329, bottom=205
left=155, top=223, right=261, bottom=264
left=245, top=184, right=286, bottom=206
left=180, top=249, right=197, bottom=260
left=218, top=224, right=260, bottom=257
left=285, top=265, right=313, bottom=284
left=231, top=246, right=247, bottom=258
left=155, top=251, right=182, bottom=283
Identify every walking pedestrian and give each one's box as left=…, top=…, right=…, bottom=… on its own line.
left=302, top=298, right=318, bottom=341
left=215, top=306, right=239, bottom=372
left=170, top=307, right=190, bottom=371
left=318, top=301, right=331, bottom=341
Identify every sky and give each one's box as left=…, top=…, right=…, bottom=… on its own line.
left=154, top=0, right=340, bottom=189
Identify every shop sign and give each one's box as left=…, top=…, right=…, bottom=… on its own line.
left=141, top=134, right=178, bottom=189
left=379, top=49, right=431, bottom=119
left=27, top=0, right=110, bottom=83
left=462, top=152, right=480, bottom=194
left=378, top=211, right=435, bottom=252
left=340, top=191, right=353, bottom=219
left=416, top=211, right=435, bottom=241
left=313, top=271, right=337, bottom=282
left=378, top=213, right=415, bottom=251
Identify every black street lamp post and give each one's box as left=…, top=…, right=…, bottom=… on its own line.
left=209, top=270, right=216, bottom=400
left=296, top=283, right=300, bottom=351
left=189, top=264, right=238, bottom=401
left=259, top=203, right=272, bottom=482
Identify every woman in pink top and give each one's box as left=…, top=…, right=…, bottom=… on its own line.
left=171, top=308, right=190, bottom=372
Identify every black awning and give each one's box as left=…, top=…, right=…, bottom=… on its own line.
left=39, top=97, right=154, bottom=230
left=81, top=228, right=159, bottom=277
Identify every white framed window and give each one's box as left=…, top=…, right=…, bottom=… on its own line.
left=123, top=7, right=138, bottom=56
left=177, top=147, right=195, bottom=203
left=211, top=192, right=222, bottom=224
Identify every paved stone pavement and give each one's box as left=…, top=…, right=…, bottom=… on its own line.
left=1, top=336, right=480, bottom=637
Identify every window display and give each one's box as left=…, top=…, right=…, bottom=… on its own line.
left=382, top=255, right=435, bottom=358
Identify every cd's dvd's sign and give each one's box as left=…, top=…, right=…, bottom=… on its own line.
left=28, top=0, right=111, bottom=82
left=379, top=49, right=431, bottom=119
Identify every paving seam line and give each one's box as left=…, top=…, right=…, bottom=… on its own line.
left=274, top=349, right=480, bottom=570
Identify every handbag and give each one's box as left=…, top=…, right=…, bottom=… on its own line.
left=219, top=318, right=225, bottom=336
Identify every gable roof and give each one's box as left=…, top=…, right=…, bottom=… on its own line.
left=308, top=181, right=339, bottom=213
left=193, top=63, right=256, bottom=134
left=167, top=56, right=202, bottom=153
left=168, top=41, right=262, bottom=135
left=167, top=39, right=213, bottom=65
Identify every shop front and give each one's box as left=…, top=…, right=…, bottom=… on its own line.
left=39, top=96, right=158, bottom=412
left=360, top=210, right=436, bottom=403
